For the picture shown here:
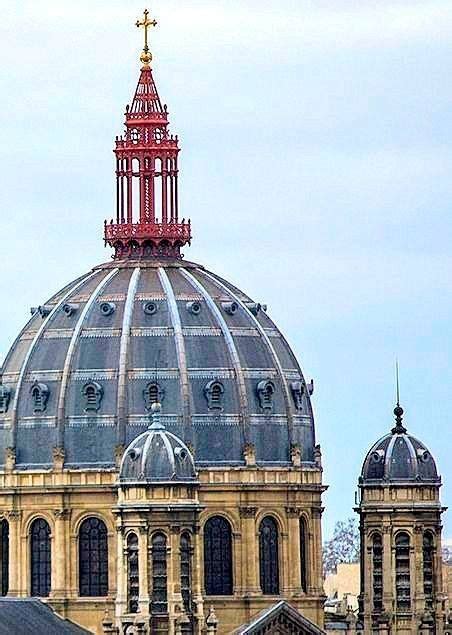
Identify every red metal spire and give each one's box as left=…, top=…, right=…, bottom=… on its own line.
left=104, top=10, right=191, bottom=260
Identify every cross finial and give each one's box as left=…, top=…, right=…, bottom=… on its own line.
left=136, top=9, right=158, bottom=68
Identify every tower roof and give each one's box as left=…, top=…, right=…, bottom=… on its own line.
left=360, top=403, right=439, bottom=484
left=119, top=402, right=197, bottom=483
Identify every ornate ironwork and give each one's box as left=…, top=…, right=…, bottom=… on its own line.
left=395, top=532, right=411, bottom=611
left=259, top=516, right=279, bottom=595
left=372, top=533, right=383, bottom=611
left=104, top=20, right=191, bottom=260
left=79, top=517, right=109, bottom=597
left=0, top=519, right=8, bottom=596
left=127, top=532, right=139, bottom=613
left=423, top=531, right=434, bottom=610
left=180, top=532, right=193, bottom=634
left=151, top=532, right=168, bottom=614
left=30, top=518, right=51, bottom=597
left=203, top=516, right=233, bottom=595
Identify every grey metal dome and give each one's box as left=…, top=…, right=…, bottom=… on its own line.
left=0, top=259, right=316, bottom=469
left=120, top=403, right=196, bottom=483
left=360, top=405, right=439, bottom=483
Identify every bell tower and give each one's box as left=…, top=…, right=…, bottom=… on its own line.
left=356, top=402, right=447, bottom=634
left=104, top=9, right=191, bottom=260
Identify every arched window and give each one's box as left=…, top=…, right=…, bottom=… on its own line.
left=372, top=533, right=383, bottom=611
left=259, top=516, right=279, bottom=595
left=299, top=518, right=308, bottom=593
left=395, top=532, right=411, bottom=611
left=30, top=518, right=51, bottom=597
left=79, top=517, right=108, bottom=597
left=180, top=532, right=193, bottom=631
left=423, top=532, right=435, bottom=610
left=143, top=381, right=165, bottom=411
left=127, top=533, right=139, bottom=614
left=204, top=516, right=233, bottom=595
left=82, top=382, right=103, bottom=413
left=30, top=382, right=49, bottom=414
left=257, top=380, right=275, bottom=413
left=0, top=519, right=9, bottom=596
left=204, top=381, right=225, bottom=412
left=151, top=533, right=168, bottom=614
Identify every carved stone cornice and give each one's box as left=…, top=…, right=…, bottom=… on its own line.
left=6, top=510, right=22, bottom=521
left=53, top=508, right=71, bottom=520
left=239, top=506, right=257, bottom=519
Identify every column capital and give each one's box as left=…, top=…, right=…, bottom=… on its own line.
left=53, top=508, right=71, bottom=520
left=6, top=509, right=22, bottom=521
left=285, top=506, right=301, bottom=518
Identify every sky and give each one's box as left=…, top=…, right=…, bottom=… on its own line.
left=0, top=0, right=451, bottom=540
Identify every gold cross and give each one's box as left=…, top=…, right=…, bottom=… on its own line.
left=136, top=9, right=157, bottom=54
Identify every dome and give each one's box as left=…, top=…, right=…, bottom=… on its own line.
left=119, top=402, right=196, bottom=483
left=360, top=405, right=439, bottom=483
left=0, top=259, right=315, bottom=469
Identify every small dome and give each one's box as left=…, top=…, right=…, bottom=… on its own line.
left=361, top=405, right=439, bottom=483
left=120, top=403, right=197, bottom=483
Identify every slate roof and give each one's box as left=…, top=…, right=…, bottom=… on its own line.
left=0, top=259, right=316, bottom=468
left=0, top=598, right=92, bottom=634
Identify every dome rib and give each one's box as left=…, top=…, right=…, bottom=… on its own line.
left=180, top=268, right=250, bottom=440
left=117, top=268, right=141, bottom=447
left=56, top=269, right=119, bottom=447
left=157, top=267, right=191, bottom=442
left=202, top=270, right=295, bottom=449
left=11, top=271, right=99, bottom=446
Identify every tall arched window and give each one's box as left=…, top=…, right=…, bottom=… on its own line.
left=127, top=533, right=139, bottom=613
left=151, top=533, right=167, bottom=614
left=395, top=532, right=411, bottom=611
left=204, top=516, right=233, bottom=595
left=423, top=532, right=435, bottom=610
left=79, top=517, right=108, bottom=597
left=299, top=518, right=308, bottom=593
left=259, top=516, right=279, bottom=595
left=0, top=519, right=9, bottom=596
left=30, top=518, right=51, bottom=597
left=372, top=533, right=383, bottom=611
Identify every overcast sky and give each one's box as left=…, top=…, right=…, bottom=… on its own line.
left=0, top=0, right=451, bottom=539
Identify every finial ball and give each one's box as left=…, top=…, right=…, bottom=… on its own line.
left=151, top=401, right=162, bottom=414
left=140, top=50, right=152, bottom=66
left=394, top=405, right=404, bottom=418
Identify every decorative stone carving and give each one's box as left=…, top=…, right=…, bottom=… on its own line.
left=314, top=444, right=322, bottom=468
left=291, top=443, right=302, bottom=467
left=52, top=446, right=65, bottom=470
left=53, top=508, right=71, bottom=520
left=239, top=506, right=257, bottom=519
left=0, top=382, right=11, bottom=414
left=114, top=444, right=125, bottom=467
left=243, top=442, right=256, bottom=467
left=5, top=446, right=16, bottom=471
left=285, top=506, right=301, bottom=518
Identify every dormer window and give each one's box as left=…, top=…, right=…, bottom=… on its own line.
left=0, top=383, right=11, bottom=414
left=204, top=380, right=225, bottom=412
left=82, top=381, right=104, bottom=413
left=30, top=381, right=49, bottom=414
left=290, top=381, right=304, bottom=411
left=257, top=380, right=275, bottom=413
left=143, top=381, right=165, bottom=410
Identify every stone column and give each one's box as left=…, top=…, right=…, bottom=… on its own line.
left=414, top=524, right=425, bottom=618
left=191, top=525, right=205, bottom=635
left=6, top=510, right=22, bottom=596
left=51, top=508, right=71, bottom=600
left=115, top=523, right=127, bottom=619
left=239, top=507, right=259, bottom=595
left=285, top=507, right=301, bottom=596
left=138, top=525, right=150, bottom=615
left=311, top=507, right=324, bottom=594
left=168, top=525, right=183, bottom=635
left=382, top=523, right=393, bottom=618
